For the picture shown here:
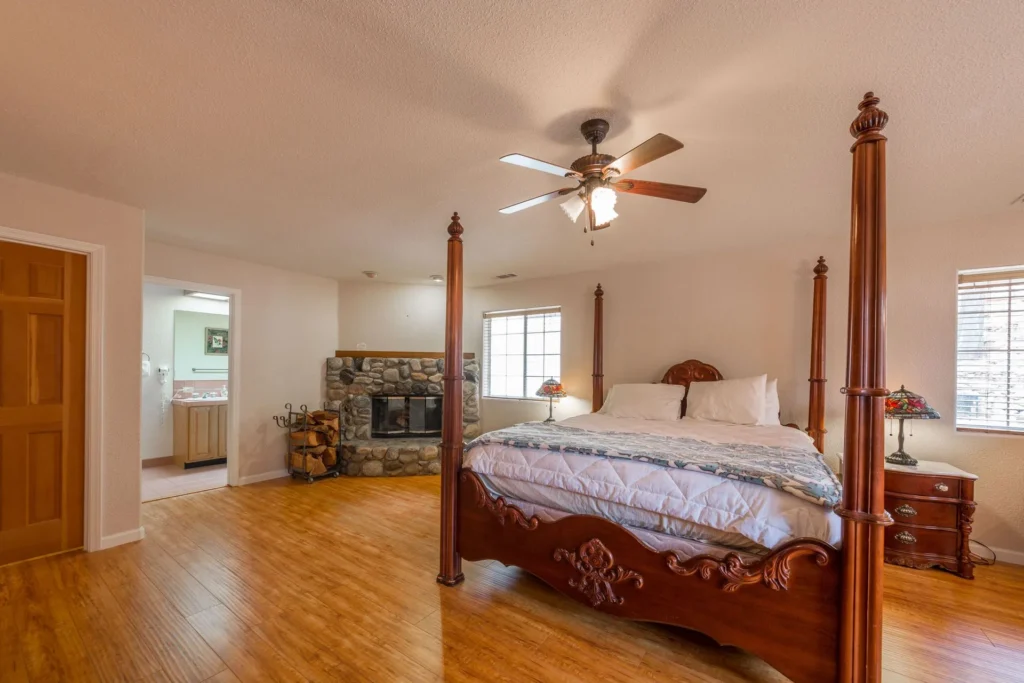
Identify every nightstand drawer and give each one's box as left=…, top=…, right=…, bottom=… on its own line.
left=885, top=523, right=958, bottom=558
left=885, top=471, right=960, bottom=499
left=885, top=495, right=957, bottom=528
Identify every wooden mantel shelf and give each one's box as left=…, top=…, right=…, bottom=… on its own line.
left=335, top=350, right=475, bottom=359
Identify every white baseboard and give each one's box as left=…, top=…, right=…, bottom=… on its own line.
left=238, top=469, right=290, bottom=486
left=100, top=526, right=146, bottom=550
left=989, top=546, right=1024, bottom=566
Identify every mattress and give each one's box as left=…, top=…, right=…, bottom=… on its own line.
left=464, top=413, right=842, bottom=552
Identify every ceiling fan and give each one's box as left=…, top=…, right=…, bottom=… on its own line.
left=498, top=118, right=706, bottom=242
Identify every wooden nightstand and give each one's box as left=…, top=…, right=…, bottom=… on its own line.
left=884, top=460, right=977, bottom=579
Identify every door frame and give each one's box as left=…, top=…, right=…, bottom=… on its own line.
left=143, top=276, right=242, bottom=488
left=0, top=225, right=105, bottom=552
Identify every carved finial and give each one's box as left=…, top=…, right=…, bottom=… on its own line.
left=595, top=283, right=603, bottom=297
left=814, top=256, right=829, bottom=276
left=447, top=212, right=463, bottom=238
left=850, top=91, right=888, bottom=144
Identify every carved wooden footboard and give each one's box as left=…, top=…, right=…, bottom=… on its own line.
left=459, top=470, right=841, bottom=683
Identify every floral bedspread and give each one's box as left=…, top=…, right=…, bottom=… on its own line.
left=467, top=422, right=842, bottom=507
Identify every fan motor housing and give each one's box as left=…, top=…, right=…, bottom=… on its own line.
left=570, top=153, right=616, bottom=177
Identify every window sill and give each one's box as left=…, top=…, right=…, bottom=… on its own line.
left=956, top=427, right=1024, bottom=437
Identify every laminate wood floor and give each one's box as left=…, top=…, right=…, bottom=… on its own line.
left=2, top=475, right=1023, bottom=682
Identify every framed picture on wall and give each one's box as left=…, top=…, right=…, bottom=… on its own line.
left=205, top=327, right=229, bottom=355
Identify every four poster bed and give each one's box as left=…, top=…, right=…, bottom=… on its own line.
left=437, top=93, right=892, bottom=683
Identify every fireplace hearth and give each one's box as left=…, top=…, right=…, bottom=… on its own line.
left=371, top=395, right=443, bottom=438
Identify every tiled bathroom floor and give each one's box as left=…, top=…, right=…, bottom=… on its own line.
left=141, top=462, right=228, bottom=502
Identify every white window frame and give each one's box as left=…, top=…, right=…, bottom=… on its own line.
left=955, top=265, right=1024, bottom=436
left=482, top=306, right=561, bottom=401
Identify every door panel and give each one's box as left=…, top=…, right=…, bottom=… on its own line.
left=0, top=242, right=86, bottom=565
left=29, top=313, right=63, bottom=405
left=28, top=430, right=62, bottom=524
left=189, top=407, right=213, bottom=462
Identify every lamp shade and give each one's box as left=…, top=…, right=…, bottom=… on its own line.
left=885, top=385, right=940, bottom=420
left=536, top=378, right=567, bottom=398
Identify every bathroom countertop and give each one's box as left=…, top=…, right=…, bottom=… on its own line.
left=172, top=398, right=228, bottom=407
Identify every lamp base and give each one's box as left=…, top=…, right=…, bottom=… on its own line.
left=885, top=450, right=918, bottom=467
left=543, top=417, right=556, bottom=423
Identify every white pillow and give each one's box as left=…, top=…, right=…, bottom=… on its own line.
left=762, top=378, right=782, bottom=426
left=686, top=375, right=767, bottom=425
left=601, top=384, right=687, bottom=421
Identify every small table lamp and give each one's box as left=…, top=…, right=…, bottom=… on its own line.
left=885, top=385, right=940, bottom=467
left=536, top=378, right=566, bottom=423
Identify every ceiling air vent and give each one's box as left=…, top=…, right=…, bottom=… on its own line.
left=495, top=273, right=518, bottom=280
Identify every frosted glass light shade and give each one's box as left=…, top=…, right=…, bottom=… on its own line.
left=591, top=187, right=618, bottom=226
left=560, top=194, right=585, bottom=222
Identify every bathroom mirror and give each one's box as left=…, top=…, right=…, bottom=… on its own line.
left=173, top=310, right=229, bottom=380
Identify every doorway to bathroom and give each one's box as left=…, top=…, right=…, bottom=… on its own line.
left=141, top=279, right=235, bottom=502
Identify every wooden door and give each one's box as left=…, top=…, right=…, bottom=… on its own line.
left=0, top=242, right=86, bottom=565
left=188, top=406, right=214, bottom=462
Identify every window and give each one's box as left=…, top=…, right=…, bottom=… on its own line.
left=482, top=306, right=561, bottom=399
left=956, top=266, right=1024, bottom=434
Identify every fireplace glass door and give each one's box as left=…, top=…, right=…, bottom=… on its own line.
left=371, top=396, right=443, bottom=438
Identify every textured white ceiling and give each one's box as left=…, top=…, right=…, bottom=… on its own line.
left=1, top=1, right=1022, bottom=285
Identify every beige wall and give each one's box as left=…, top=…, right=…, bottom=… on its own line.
left=336, top=279, right=484, bottom=361
left=0, top=171, right=146, bottom=545
left=337, top=280, right=451, bottom=352
left=146, top=243, right=339, bottom=482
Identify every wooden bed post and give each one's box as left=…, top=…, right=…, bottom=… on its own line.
left=592, top=283, right=604, bottom=412
left=837, top=93, right=890, bottom=683
left=808, top=257, right=828, bottom=453
left=437, top=212, right=465, bottom=587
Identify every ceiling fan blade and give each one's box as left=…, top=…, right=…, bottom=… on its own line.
left=602, top=134, right=684, bottom=178
left=611, top=179, right=707, bottom=203
left=500, top=154, right=580, bottom=178
left=499, top=186, right=579, bottom=214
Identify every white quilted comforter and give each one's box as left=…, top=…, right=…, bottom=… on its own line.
left=464, top=414, right=841, bottom=552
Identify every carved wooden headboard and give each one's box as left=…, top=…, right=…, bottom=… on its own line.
left=660, top=359, right=723, bottom=416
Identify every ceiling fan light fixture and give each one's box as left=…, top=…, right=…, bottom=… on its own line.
left=560, top=194, right=586, bottom=223
left=591, top=186, right=618, bottom=226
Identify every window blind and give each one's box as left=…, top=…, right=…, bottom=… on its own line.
left=482, top=306, right=561, bottom=399
left=956, top=267, right=1024, bottom=434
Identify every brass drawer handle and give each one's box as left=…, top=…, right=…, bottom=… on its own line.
left=894, top=530, right=916, bottom=545
left=894, top=504, right=917, bottom=517
left=934, top=482, right=949, bottom=493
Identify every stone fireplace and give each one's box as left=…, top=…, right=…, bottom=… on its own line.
left=325, top=353, right=480, bottom=476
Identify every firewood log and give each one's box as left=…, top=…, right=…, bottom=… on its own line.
left=307, top=454, right=327, bottom=476
left=322, top=447, right=337, bottom=467
left=288, top=430, right=320, bottom=446
left=290, top=450, right=327, bottom=475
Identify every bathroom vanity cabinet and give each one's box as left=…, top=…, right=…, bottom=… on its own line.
left=172, top=399, right=228, bottom=467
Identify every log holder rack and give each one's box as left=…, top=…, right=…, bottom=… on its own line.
left=272, top=402, right=343, bottom=483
